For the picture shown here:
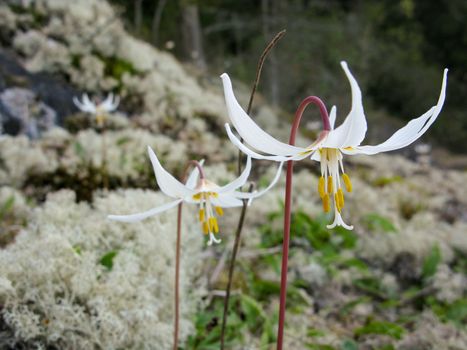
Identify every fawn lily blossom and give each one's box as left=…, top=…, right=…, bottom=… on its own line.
left=108, top=146, right=283, bottom=245
left=73, top=93, right=120, bottom=127
left=221, top=62, right=448, bottom=230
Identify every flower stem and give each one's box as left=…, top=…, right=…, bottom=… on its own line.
left=276, top=96, right=329, bottom=350
left=173, top=159, right=205, bottom=350
left=174, top=202, right=182, bottom=350
left=101, top=123, right=109, bottom=190
left=237, top=29, right=286, bottom=175
left=221, top=29, right=286, bottom=350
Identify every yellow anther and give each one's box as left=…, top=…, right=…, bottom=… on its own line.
left=198, top=209, right=205, bottom=222
left=335, top=193, right=341, bottom=213
left=192, top=193, right=202, bottom=200
left=211, top=192, right=219, bottom=198
left=215, top=206, right=224, bottom=216
left=209, top=217, right=218, bottom=233
left=318, top=176, right=325, bottom=198
left=327, top=176, right=333, bottom=194
left=337, top=188, right=345, bottom=209
left=202, top=222, right=209, bottom=235
left=342, top=173, right=352, bottom=192
left=322, top=194, right=330, bottom=213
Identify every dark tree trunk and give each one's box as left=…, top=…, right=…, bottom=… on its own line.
left=134, top=0, right=144, bottom=35
left=151, top=0, right=168, bottom=46
left=180, top=1, right=207, bottom=71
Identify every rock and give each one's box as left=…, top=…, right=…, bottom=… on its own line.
left=0, top=87, right=56, bottom=138
left=0, top=49, right=79, bottom=130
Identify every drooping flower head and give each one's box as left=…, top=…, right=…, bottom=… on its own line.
left=221, top=62, right=448, bottom=229
left=73, top=93, right=120, bottom=127
left=109, top=146, right=283, bottom=245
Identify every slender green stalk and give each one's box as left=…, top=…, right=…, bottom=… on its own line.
left=220, top=29, right=286, bottom=350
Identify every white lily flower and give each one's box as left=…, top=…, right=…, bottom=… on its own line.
left=221, top=62, right=448, bottom=230
left=73, top=93, right=120, bottom=126
left=108, top=146, right=283, bottom=245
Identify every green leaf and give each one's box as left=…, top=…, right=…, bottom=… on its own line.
left=74, top=141, right=85, bottom=158
left=341, top=339, right=358, bottom=350
left=362, top=213, right=397, bottom=233
left=73, top=245, right=82, bottom=255
left=100, top=251, right=118, bottom=270
left=422, top=244, right=441, bottom=279
left=353, top=277, right=385, bottom=299
left=240, top=294, right=265, bottom=329
left=339, top=258, right=369, bottom=271
left=446, top=298, right=467, bottom=325
left=372, top=176, right=403, bottom=187
left=355, top=321, right=405, bottom=340
left=308, top=328, right=326, bottom=338
left=306, top=344, right=337, bottom=350
left=0, top=196, right=15, bottom=220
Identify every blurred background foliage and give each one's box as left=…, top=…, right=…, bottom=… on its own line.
left=110, top=0, right=467, bottom=153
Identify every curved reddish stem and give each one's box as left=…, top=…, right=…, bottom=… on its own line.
left=276, top=96, right=329, bottom=350
left=173, top=159, right=205, bottom=350
left=186, top=160, right=205, bottom=180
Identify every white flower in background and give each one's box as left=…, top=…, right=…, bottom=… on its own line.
left=108, top=146, right=283, bottom=245
left=73, top=93, right=120, bottom=127
left=221, top=62, right=448, bottom=230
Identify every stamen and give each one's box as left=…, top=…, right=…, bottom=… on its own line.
left=209, top=217, right=219, bottom=233
left=192, top=193, right=202, bottom=200
left=211, top=192, right=219, bottom=198
left=207, top=233, right=221, bottom=246
left=202, top=222, right=209, bottom=235
left=327, top=175, right=333, bottom=194
left=322, top=194, right=330, bottom=213
left=318, top=176, right=325, bottom=198
left=199, top=209, right=205, bottom=222
left=215, top=206, right=224, bottom=216
left=337, top=188, right=345, bottom=209
left=334, top=193, right=341, bottom=213
left=342, top=173, right=352, bottom=192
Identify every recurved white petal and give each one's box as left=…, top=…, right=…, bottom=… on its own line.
left=107, top=198, right=182, bottom=222
left=221, top=73, right=305, bottom=156
left=225, top=124, right=308, bottom=161
left=147, top=146, right=196, bottom=198
left=211, top=195, right=244, bottom=208
left=217, top=156, right=252, bottom=193
left=83, top=94, right=94, bottom=108
left=233, top=161, right=284, bottom=200
left=101, top=93, right=120, bottom=112
left=73, top=96, right=95, bottom=113
left=185, top=159, right=205, bottom=189
left=345, top=69, right=448, bottom=156
left=320, top=62, right=367, bottom=148
left=329, top=105, right=337, bottom=130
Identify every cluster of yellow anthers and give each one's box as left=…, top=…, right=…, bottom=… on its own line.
left=193, top=192, right=224, bottom=236
left=317, top=148, right=352, bottom=215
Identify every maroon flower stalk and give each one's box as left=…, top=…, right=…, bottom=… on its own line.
left=174, top=160, right=204, bottom=350
left=276, top=96, right=330, bottom=350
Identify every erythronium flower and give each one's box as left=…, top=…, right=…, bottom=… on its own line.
left=108, top=146, right=283, bottom=245
left=221, top=62, right=448, bottom=230
left=73, top=93, right=120, bottom=127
